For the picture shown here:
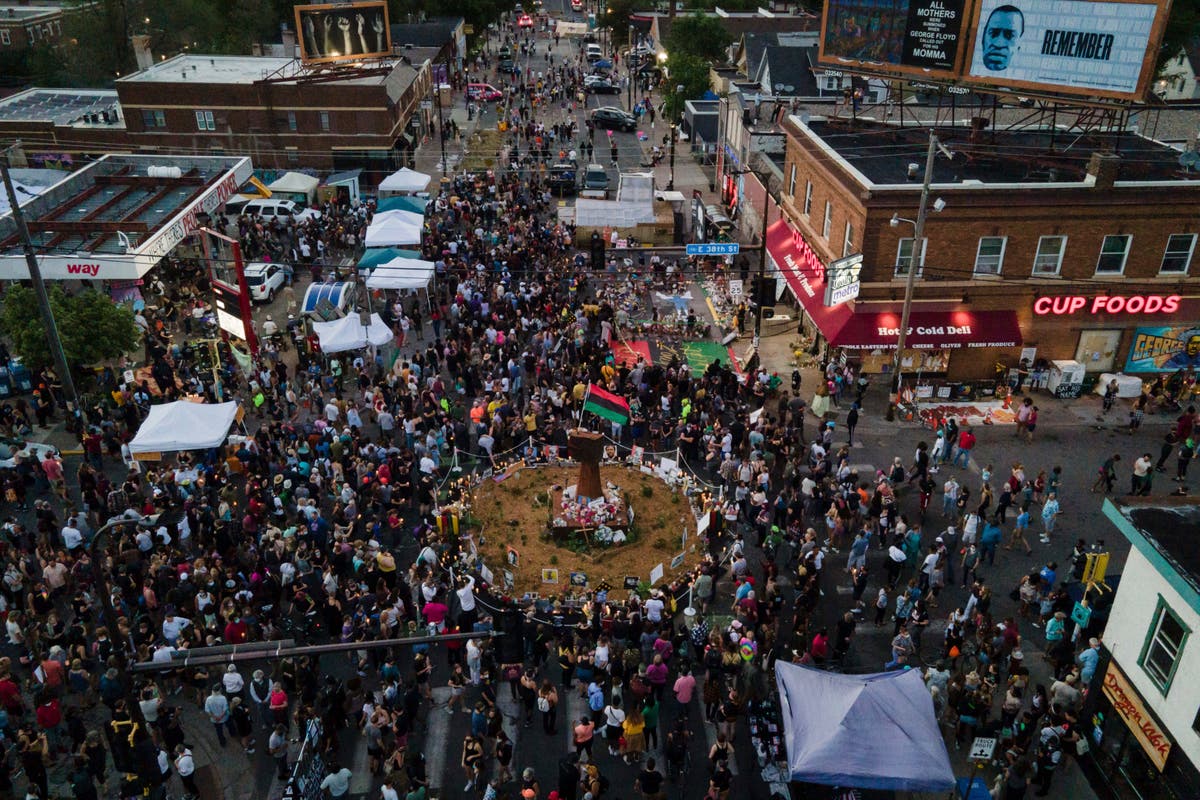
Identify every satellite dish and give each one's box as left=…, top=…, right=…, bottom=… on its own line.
left=773, top=83, right=784, bottom=90
left=784, top=84, right=795, bottom=92
left=1180, top=151, right=1199, bottom=168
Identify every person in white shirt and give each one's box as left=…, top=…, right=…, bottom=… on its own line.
left=174, top=745, right=199, bottom=797
left=60, top=519, right=82, bottom=551
left=320, top=764, right=354, bottom=797
left=645, top=592, right=665, bottom=624
left=162, top=613, right=191, bottom=645
left=222, top=664, right=245, bottom=698
left=456, top=575, right=477, bottom=628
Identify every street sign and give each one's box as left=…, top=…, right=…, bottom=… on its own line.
left=968, top=737, right=997, bottom=762
left=686, top=243, right=740, bottom=256
left=729, top=279, right=743, bottom=298
left=420, top=100, right=433, bottom=111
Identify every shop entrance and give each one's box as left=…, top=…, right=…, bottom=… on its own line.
left=1076, top=329, right=1122, bottom=372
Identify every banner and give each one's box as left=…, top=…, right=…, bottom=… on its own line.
left=1124, top=325, right=1200, bottom=372
left=820, top=0, right=969, bottom=79
left=964, top=0, right=1165, bottom=100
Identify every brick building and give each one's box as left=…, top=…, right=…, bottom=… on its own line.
left=0, top=3, right=67, bottom=53
left=766, top=115, right=1200, bottom=385
left=115, top=54, right=433, bottom=176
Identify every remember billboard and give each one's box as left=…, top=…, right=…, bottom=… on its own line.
left=819, top=0, right=971, bottom=79
left=963, top=0, right=1168, bottom=99
left=295, top=1, right=391, bottom=64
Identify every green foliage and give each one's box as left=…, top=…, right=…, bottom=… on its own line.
left=665, top=11, right=730, bottom=62
left=652, top=536, right=671, bottom=551
left=640, top=484, right=654, bottom=498
left=601, top=0, right=637, bottom=44
left=0, top=286, right=139, bottom=374
left=1158, top=4, right=1200, bottom=71
left=662, top=52, right=711, bottom=121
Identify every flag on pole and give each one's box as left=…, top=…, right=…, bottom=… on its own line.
left=583, top=383, right=630, bottom=426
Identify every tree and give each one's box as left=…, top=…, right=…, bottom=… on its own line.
left=0, top=286, right=140, bottom=373
left=664, top=11, right=730, bottom=63
left=662, top=52, right=711, bottom=121
left=1157, top=4, right=1200, bottom=71
left=601, top=0, right=638, bottom=46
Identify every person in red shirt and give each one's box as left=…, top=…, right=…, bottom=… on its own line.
left=224, top=616, right=250, bottom=644
left=35, top=694, right=61, bottom=749
left=423, top=597, right=449, bottom=632
left=954, top=426, right=976, bottom=469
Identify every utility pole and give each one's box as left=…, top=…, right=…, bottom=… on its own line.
left=0, top=148, right=78, bottom=413
left=886, top=130, right=938, bottom=421
left=667, top=84, right=682, bottom=190
left=434, top=59, right=448, bottom=174
left=754, top=168, right=772, bottom=349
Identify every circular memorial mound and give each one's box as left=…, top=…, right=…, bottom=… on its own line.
left=469, top=431, right=703, bottom=596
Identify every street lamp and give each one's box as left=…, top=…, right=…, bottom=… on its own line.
left=627, top=24, right=637, bottom=112
left=884, top=129, right=948, bottom=420
left=666, top=82, right=682, bottom=191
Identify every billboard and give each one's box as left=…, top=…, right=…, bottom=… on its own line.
left=819, top=0, right=971, bottom=79
left=1125, top=325, right=1200, bottom=373
left=295, top=2, right=391, bottom=64
left=963, top=0, right=1167, bottom=100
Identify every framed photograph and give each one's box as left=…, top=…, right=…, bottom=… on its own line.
left=541, top=568, right=560, bottom=584
left=506, top=546, right=519, bottom=568
left=623, top=576, right=640, bottom=589
left=569, top=571, right=588, bottom=587
left=602, top=445, right=618, bottom=461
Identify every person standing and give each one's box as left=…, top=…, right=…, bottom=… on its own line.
left=1176, top=437, right=1197, bottom=483
left=1091, top=453, right=1120, bottom=494
left=174, top=745, right=199, bottom=799
left=1039, top=493, right=1060, bottom=545
left=954, top=425, right=976, bottom=468
left=1132, top=453, right=1153, bottom=495
left=320, top=761, right=354, bottom=798
left=268, top=724, right=290, bottom=780
left=845, top=403, right=859, bottom=445
left=205, top=684, right=233, bottom=747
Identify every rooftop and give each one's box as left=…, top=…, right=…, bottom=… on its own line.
left=797, top=117, right=1197, bottom=186
left=0, top=88, right=123, bottom=128
left=1106, top=498, right=1200, bottom=605
left=0, top=154, right=250, bottom=262
left=118, top=53, right=412, bottom=86
left=0, top=5, right=64, bottom=21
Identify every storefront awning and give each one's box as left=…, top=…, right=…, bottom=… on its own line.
left=766, top=219, right=1022, bottom=351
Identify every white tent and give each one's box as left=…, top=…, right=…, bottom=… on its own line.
left=364, top=209, right=424, bottom=247
left=313, top=313, right=394, bottom=353
left=365, top=257, right=436, bottom=290
left=129, top=401, right=239, bottom=454
left=379, top=167, right=431, bottom=194
left=267, top=171, right=320, bottom=203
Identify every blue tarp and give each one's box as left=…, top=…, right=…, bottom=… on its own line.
left=358, top=248, right=423, bottom=269
left=377, top=195, right=428, bottom=214
left=776, top=662, right=955, bottom=792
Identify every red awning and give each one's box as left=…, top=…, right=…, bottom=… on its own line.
left=766, top=219, right=1023, bottom=351
left=833, top=309, right=1023, bottom=350
left=765, top=219, right=853, bottom=340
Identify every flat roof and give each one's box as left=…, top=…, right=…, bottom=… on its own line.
left=0, top=5, right=63, bottom=20
left=1105, top=498, right=1200, bottom=611
left=800, top=118, right=1196, bottom=186
left=119, top=53, right=411, bottom=87
left=0, top=88, right=123, bottom=128
left=0, top=154, right=252, bottom=280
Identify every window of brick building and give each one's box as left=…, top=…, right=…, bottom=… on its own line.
left=1033, top=235, right=1066, bottom=275
left=1161, top=234, right=1197, bottom=274
left=1096, top=234, right=1131, bottom=274
left=974, top=236, right=1007, bottom=275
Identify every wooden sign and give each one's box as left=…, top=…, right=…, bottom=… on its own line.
left=1102, top=661, right=1171, bottom=771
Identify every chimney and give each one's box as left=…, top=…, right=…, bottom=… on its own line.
left=1087, top=152, right=1120, bottom=189
left=131, top=34, right=153, bottom=72
left=281, top=23, right=296, bottom=57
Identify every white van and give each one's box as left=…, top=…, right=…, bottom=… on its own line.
left=240, top=198, right=322, bottom=221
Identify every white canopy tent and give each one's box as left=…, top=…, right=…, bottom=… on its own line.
left=364, top=209, right=424, bottom=247
left=267, top=171, right=320, bottom=203
left=366, top=257, right=436, bottom=312
left=129, top=402, right=239, bottom=454
left=312, top=313, right=394, bottom=353
left=364, top=257, right=436, bottom=290
left=378, top=167, right=431, bottom=194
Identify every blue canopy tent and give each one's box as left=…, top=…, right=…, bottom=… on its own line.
left=377, top=195, right=429, bottom=215
left=776, top=662, right=955, bottom=792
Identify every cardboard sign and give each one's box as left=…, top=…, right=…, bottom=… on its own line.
left=649, top=563, right=664, bottom=585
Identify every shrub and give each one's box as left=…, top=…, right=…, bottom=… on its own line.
left=641, top=485, right=654, bottom=498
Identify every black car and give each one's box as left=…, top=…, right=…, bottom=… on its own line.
left=585, top=79, right=620, bottom=94
left=546, top=164, right=578, bottom=196
left=499, top=58, right=517, bottom=74
left=590, top=106, right=636, bottom=132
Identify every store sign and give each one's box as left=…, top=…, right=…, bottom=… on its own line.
left=1033, top=294, right=1180, bottom=316
left=1102, top=662, right=1171, bottom=772
left=784, top=227, right=828, bottom=300
left=825, top=253, right=863, bottom=307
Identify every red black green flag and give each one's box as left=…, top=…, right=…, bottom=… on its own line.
left=583, top=384, right=630, bottom=425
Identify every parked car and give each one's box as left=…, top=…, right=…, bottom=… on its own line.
left=499, top=45, right=512, bottom=59
left=590, top=106, right=636, bottom=132
left=547, top=164, right=578, bottom=196
left=244, top=262, right=287, bottom=303
left=585, top=78, right=620, bottom=94
left=517, top=13, right=534, bottom=27
left=0, top=438, right=59, bottom=470
left=583, top=163, right=609, bottom=191
left=467, top=83, right=505, bottom=102
left=499, top=58, right=518, bottom=74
